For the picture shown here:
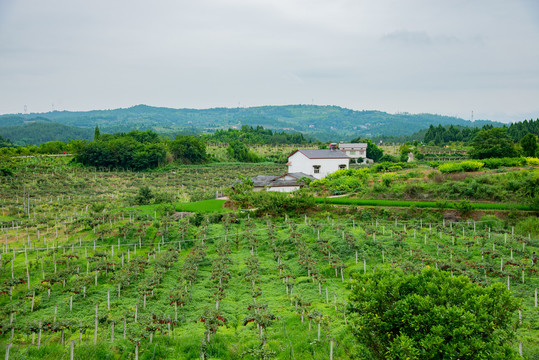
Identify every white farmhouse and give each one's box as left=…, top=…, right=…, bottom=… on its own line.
left=287, top=148, right=350, bottom=179
left=338, top=143, right=368, bottom=162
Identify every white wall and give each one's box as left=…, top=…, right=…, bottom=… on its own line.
left=268, top=186, right=299, bottom=192
left=288, top=152, right=349, bottom=179
left=343, top=150, right=366, bottom=159
left=255, top=186, right=300, bottom=192
left=288, top=152, right=312, bottom=176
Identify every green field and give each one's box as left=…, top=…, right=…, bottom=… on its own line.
left=315, top=197, right=534, bottom=211
left=175, top=199, right=228, bottom=213
left=1, top=215, right=538, bottom=359
left=0, top=156, right=538, bottom=359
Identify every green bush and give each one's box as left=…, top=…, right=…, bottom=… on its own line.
left=438, top=160, right=484, bottom=173
left=460, top=160, right=485, bottom=171
left=381, top=174, right=394, bottom=187
left=478, top=215, right=502, bottom=230
left=515, top=216, right=539, bottom=237
left=372, top=162, right=410, bottom=172
left=135, top=185, right=154, bottom=205
left=0, top=167, right=14, bottom=177
left=233, top=191, right=315, bottom=215
left=437, top=162, right=461, bottom=173
left=312, top=168, right=370, bottom=194
left=378, top=154, right=400, bottom=163
left=349, top=269, right=519, bottom=360
left=454, top=199, right=474, bottom=217
left=481, top=157, right=525, bottom=169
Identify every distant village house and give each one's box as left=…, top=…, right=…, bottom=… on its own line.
left=338, top=142, right=368, bottom=163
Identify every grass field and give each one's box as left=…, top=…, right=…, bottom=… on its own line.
left=174, top=199, right=228, bottom=213
left=315, top=197, right=535, bottom=211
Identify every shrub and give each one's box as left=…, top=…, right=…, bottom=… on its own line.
left=438, top=162, right=462, bottom=173
left=372, top=162, right=409, bottom=172
left=153, top=191, right=175, bottom=204
left=525, top=157, right=539, bottom=166
left=454, top=199, right=474, bottom=217
left=482, top=157, right=525, bottom=169
left=241, top=191, right=315, bottom=215
left=459, top=160, right=485, bottom=172
left=135, top=186, right=154, bottom=205
left=349, top=269, right=519, bottom=360
left=378, top=154, right=400, bottom=163
left=438, top=160, right=484, bottom=173
left=478, top=215, right=502, bottom=230
left=515, top=216, right=539, bottom=237
left=435, top=200, right=449, bottom=209
left=0, top=167, right=14, bottom=177
left=381, top=174, right=394, bottom=187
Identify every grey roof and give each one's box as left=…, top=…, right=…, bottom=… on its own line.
left=251, top=175, right=278, bottom=187
left=339, top=143, right=367, bottom=149
left=291, top=149, right=350, bottom=159
left=251, top=173, right=315, bottom=188
left=285, top=172, right=316, bottom=180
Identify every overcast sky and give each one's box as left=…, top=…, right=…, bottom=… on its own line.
left=1, top=0, right=538, bottom=122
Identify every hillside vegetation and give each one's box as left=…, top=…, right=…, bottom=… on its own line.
left=0, top=122, right=93, bottom=146
left=0, top=105, right=504, bottom=142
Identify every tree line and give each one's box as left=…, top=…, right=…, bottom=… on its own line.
left=201, top=125, right=313, bottom=145
left=74, top=129, right=208, bottom=170
left=423, top=119, right=539, bottom=146
left=2, top=124, right=537, bottom=170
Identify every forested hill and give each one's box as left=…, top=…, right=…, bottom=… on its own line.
left=0, top=104, right=503, bottom=142
left=0, top=122, right=93, bottom=145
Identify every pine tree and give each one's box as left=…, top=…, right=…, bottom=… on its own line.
left=521, top=133, right=537, bottom=157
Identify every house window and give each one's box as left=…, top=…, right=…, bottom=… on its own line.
left=349, top=151, right=356, bottom=155
left=313, top=165, right=321, bottom=174
left=339, top=164, right=347, bottom=170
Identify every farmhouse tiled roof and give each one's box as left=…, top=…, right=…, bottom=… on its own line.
left=339, top=143, right=367, bottom=150
left=286, top=172, right=315, bottom=179
left=251, top=175, right=277, bottom=187
left=289, top=149, right=350, bottom=159
left=250, top=173, right=315, bottom=187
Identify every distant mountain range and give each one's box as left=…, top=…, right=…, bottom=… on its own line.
left=0, top=104, right=504, bottom=145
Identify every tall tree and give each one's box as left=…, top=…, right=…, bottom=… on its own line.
left=0, top=134, right=13, bottom=147
left=169, top=135, right=208, bottom=164
left=94, top=125, right=101, bottom=141
left=470, top=127, right=517, bottom=159
left=520, top=133, right=537, bottom=157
